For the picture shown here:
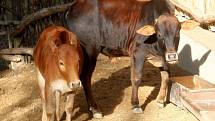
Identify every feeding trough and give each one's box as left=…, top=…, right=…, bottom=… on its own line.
left=169, top=75, right=215, bottom=121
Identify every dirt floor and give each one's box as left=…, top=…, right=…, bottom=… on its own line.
left=0, top=54, right=198, bottom=121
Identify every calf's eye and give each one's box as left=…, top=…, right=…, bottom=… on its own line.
left=157, top=32, right=163, bottom=39
left=59, top=60, right=64, bottom=66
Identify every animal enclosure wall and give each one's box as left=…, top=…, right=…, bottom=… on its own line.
left=0, top=0, right=74, bottom=49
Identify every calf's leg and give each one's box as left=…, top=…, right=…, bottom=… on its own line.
left=156, top=66, right=169, bottom=108
left=42, top=98, right=47, bottom=121
left=46, top=88, right=56, bottom=121
left=55, top=91, right=61, bottom=121
left=36, top=70, right=48, bottom=121
left=65, top=93, right=75, bottom=121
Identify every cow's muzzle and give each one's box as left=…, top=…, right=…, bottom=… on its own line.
left=165, top=52, right=178, bottom=64
left=69, top=81, right=82, bottom=89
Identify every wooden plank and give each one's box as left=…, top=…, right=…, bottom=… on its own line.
left=170, top=0, right=215, bottom=23
left=170, top=75, right=215, bottom=121
left=200, top=111, right=215, bottom=121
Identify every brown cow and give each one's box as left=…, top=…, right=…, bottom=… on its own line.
left=33, top=26, right=83, bottom=121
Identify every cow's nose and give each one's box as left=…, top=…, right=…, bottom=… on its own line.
left=165, top=52, right=178, bottom=63
left=69, top=81, right=81, bottom=89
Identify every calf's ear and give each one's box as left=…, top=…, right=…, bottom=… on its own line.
left=136, top=25, right=155, bottom=36
left=50, top=38, right=60, bottom=52
left=144, top=33, right=158, bottom=44
left=181, top=20, right=200, bottom=30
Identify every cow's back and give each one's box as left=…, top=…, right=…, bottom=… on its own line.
left=66, top=0, right=173, bottom=56
left=67, top=0, right=100, bottom=47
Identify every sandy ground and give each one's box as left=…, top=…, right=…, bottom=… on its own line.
left=0, top=55, right=198, bottom=121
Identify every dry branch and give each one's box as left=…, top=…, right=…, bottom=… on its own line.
left=0, top=31, right=7, bottom=36
left=0, top=48, right=34, bottom=55
left=0, top=20, right=20, bottom=25
left=11, top=1, right=76, bottom=37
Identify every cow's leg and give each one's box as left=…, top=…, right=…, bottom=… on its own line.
left=156, top=66, right=169, bottom=108
left=80, top=47, right=102, bottom=118
left=130, top=51, right=145, bottom=113
left=46, top=88, right=56, bottom=121
left=65, top=93, right=75, bottom=121
left=55, top=91, right=61, bottom=121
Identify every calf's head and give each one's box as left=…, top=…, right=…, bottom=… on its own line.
left=137, top=15, right=199, bottom=64
left=52, top=31, right=83, bottom=90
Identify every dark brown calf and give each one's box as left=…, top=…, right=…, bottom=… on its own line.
left=33, top=26, right=83, bottom=121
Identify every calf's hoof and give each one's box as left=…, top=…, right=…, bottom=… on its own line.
left=156, top=95, right=166, bottom=108
left=156, top=101, right=165, bottom=108
left=132, top=105, right=143, bottom=113
left=89, top=107, right=103, bottom=119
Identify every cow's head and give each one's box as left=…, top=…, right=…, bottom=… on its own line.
left=52, top=31, right=83, bottom=90
left=137, top=14, right=199, bottom=64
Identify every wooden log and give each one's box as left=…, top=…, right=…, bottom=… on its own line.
left=11, top=1, right=76, bottom=37
left=0, top=55, right=22, bottom=62
left=0, top=48, right=34, bottom=55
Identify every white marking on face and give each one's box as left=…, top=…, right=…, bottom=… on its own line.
left=51, top=79, right=71, bottom=94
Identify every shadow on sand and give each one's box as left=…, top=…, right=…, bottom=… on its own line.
left=70, top=62, right=192, bottom=120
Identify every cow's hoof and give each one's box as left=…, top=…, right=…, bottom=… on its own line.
left=93, top=112, right=103, bottom=119
left=156, top=101, right=165, bottom=108
left=132, top=107, right=143, bottom=113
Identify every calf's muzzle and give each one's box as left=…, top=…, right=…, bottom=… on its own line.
left=165, top=52, right=178, bottom=64
left=69, top=81, right=82, bottom=89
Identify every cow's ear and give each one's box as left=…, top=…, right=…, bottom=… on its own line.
left=69, top=32, right=78, bottom=46
left=181, top=20, right=199, bottom=30
left=136, top=25, right=155, bottom=36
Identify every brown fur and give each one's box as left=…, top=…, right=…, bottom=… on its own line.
left=33, top=26, right=83, bottom=121
left=66, top=0, right=198, bottom=117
